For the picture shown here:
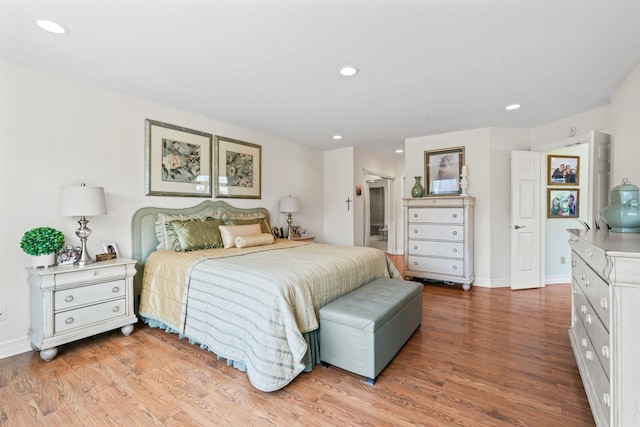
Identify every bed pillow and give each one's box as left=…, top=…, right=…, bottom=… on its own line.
left=235, top=233, right=275, bottom=249
left=155, top=209, right=217, bottom=250
left=219, top=224, right=262, bottom=249
left=225, top=217, right=271, bottom=234
left=169, top=218, right=224, bottom=252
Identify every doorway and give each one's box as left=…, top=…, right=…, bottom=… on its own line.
left=363, top=171, right=394, bottom=253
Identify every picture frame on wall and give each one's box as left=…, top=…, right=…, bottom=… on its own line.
left=548, top=189, right=579, bottom=218
left=214, top=136, right=262, bottom=199
left=548, top=155, right=579, bottom=185
left=145, top=119, right=213, bottom=197
left=424, top=146, right=465, bottom=196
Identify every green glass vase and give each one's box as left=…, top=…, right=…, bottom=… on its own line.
left=411, top=176, right=424, bottom=197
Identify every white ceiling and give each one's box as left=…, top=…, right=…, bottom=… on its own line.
left=2, top=1, right=640, bottom=156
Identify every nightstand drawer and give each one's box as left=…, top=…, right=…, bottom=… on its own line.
left=54, top=265, right=126, bottom=287
left=408, top=256, right=463, bottom=276
left=408, top=241, right=464, bottom=258
left=408, top=208, right=463, bottom=224
left=408, top=224, right=464, bottom=241
left=54, top=280, right=126, bottom=311
left=54, top=298, right=126, bottom=333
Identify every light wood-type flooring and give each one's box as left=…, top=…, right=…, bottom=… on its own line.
left=0, top=255, right=594, bottom=426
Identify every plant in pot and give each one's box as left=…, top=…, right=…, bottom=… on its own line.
left=20, top=227, right=66, bottom=268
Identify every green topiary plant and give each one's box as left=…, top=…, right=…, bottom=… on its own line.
left=20, top=227, right=65, bottom=256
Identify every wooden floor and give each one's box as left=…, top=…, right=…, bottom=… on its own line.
left=0, top=256, right=594, bottom=426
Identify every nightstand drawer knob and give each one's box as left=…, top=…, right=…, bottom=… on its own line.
left=65, top=317, right=74, bottom=325
left=112, top=306, right=120, bottom=313
left=112, top=286, right=120, bottom=293
left=65, top=295, right=74, bottom=303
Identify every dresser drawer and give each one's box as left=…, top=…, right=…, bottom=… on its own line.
left=54, top=265, right=127, bottom=287
left=408, top=241, right=464, bottom=258
left=574, top=283, right=611, bottom=379
left=54, top=280, right=126, bottom=311
left=570, top=238, right=608, bottom=278
left=408, top=224, right=464, bottom=242
left=408, top=208, right=463, bottom=224
left=572, top=253, right=610, bottom=331
left=54, top=298, right=126, bottom=334
left=408, top=256, right=463, bottom=276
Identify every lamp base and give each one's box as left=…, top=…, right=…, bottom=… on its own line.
left=287, top=214, right=293, bottom=239
left=75, top=216, right=95, bottom=265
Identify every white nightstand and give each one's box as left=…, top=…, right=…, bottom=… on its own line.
left=27, top=258, right=138, bottom=361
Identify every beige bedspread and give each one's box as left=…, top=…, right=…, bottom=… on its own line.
left=139, top=241, right=401, bottom=391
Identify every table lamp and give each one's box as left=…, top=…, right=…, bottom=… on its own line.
left=279, top=196, right=300, bottom=239
left=58, top=183, right=107, bottom=265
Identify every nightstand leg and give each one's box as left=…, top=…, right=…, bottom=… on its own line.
left=121, top=324, right=134, bottom=336
left=39, top=347, right=58, bottom=362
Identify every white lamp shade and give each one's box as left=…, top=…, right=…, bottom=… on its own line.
left=280, top=196, right=300, bottom=213
left=58, top=185, right=107, bottom=216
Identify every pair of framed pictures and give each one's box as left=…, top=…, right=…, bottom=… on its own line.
left=547, top=155, right=580, bottom=219
left=145, top=119, right=262, bottom=199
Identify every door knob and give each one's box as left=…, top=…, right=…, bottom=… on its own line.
left=514, top=225, right=526, bottom=229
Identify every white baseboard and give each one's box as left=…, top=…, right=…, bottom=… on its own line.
left=0, top=336, right=32, bottom=360
left=472, top=276, right=510, bottom=288
left=545, top=274, right=571, bottom=285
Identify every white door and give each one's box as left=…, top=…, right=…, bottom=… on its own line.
left=589, top=132, right=611, bottom=229
left=510, top=151, right=543, bottom=290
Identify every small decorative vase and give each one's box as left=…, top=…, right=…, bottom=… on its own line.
left=411, top=176, right=424, bottom=198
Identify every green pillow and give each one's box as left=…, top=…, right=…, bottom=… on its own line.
left=169, top=218, right=224, bottom=252
left=225, top=217, right=270, bottom=234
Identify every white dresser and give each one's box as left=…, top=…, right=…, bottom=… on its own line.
left=403, top=197, right=474, bottom=290
left=28, top=258, right=138, bottom=361
left=568, top=229, right=640, bottom=426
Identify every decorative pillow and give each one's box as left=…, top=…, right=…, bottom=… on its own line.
left=154, top=209, right=217, bottom=250
left=169, top=218, right=224, bottom=252
left=225, top=217, right=271, bottom=234
left=218, top=224, right=262, bottom=249
left=235, top=233, right=275, bottom=249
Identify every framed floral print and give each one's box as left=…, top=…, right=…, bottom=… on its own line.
left=214, top=136, right=262, bottom=199
left=145, top=119, right=212, bottom=197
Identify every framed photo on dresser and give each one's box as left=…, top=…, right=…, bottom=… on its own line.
left=424, top=146, right=465, bottom=196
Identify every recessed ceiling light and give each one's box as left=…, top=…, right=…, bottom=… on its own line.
left=332, top=135, right=343, bottom=140
left=505, top=104, right=521, bottom=111
left=395, top=149, right=404, bottom=153
left=36, top=20, right=69, bottom=35
left=339, top=66, right=359, bottom=77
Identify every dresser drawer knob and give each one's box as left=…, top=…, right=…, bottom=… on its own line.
left=452, top=213, right=457, bottom=218
left=413, top=213, right=418, bottom=218
left=585, top=250, right=594, bottom=258
left=112, top=306, right=120, bottom=313
left=452, top=248, right=457, bottom=253
left=452, top=231, right=457, bottom=236
left=92, top=271, right=97, bottom=276
left=580, top=305, right=587, bottom=314
left=584, top=278, right=590, bottom=287
left=112, top=286, right=120, bottom=293
left=414, top=245, right=418, bottom=250
left=599, top=298, right=608, bottom=310
left=585, top=314, right=592, bottom=325
left=452, top=265, right=457, bottom=270
left=581, top=338, right=587, bottom=348
left=413, top=229, right=418, bottom=234
left=603, top=393, right=611, bottom=407
left=601, top=345, right=610, bottom=359
left=65, top=295, right=74, bottom=303
left=65, top=317, right=74, bottom=325
left=413, top=261, right=418, bottom=266
left=585, top=350, right=594, bottom=361
left=571, top=260, right=576, bottom=267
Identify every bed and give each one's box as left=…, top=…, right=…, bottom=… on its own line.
left=131, top=200, right=401, bottom=391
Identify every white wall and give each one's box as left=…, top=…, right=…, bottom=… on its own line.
left=611, top=63, right=640, bottom=187
left=0, top=60, right=323, bottom=356
left=323, top=147, right=354, bottom=245
left=529, top=105, right=611, bottom=148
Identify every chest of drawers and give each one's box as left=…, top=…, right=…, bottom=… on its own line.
left=568, top=229, right=640, bottom=426
left=403, top=197, right=474, bottom=290
left=28, top=258, right=138, bottom=361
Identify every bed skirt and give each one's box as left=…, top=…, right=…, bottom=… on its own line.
left=142, top=316, right=320, bottom=373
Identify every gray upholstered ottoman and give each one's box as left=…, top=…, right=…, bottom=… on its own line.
left=319, top=277, right=422, bottom=384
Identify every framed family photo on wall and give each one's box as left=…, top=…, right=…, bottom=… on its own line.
left=548, top=155, right=579, bottom=185
left=424, top=146, right=465, bottom=195
left=145, top=119, right=213, bottom=197
left=548, top=189, right=579, bottom=218
left=214, top=136, right=262, bottom=199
